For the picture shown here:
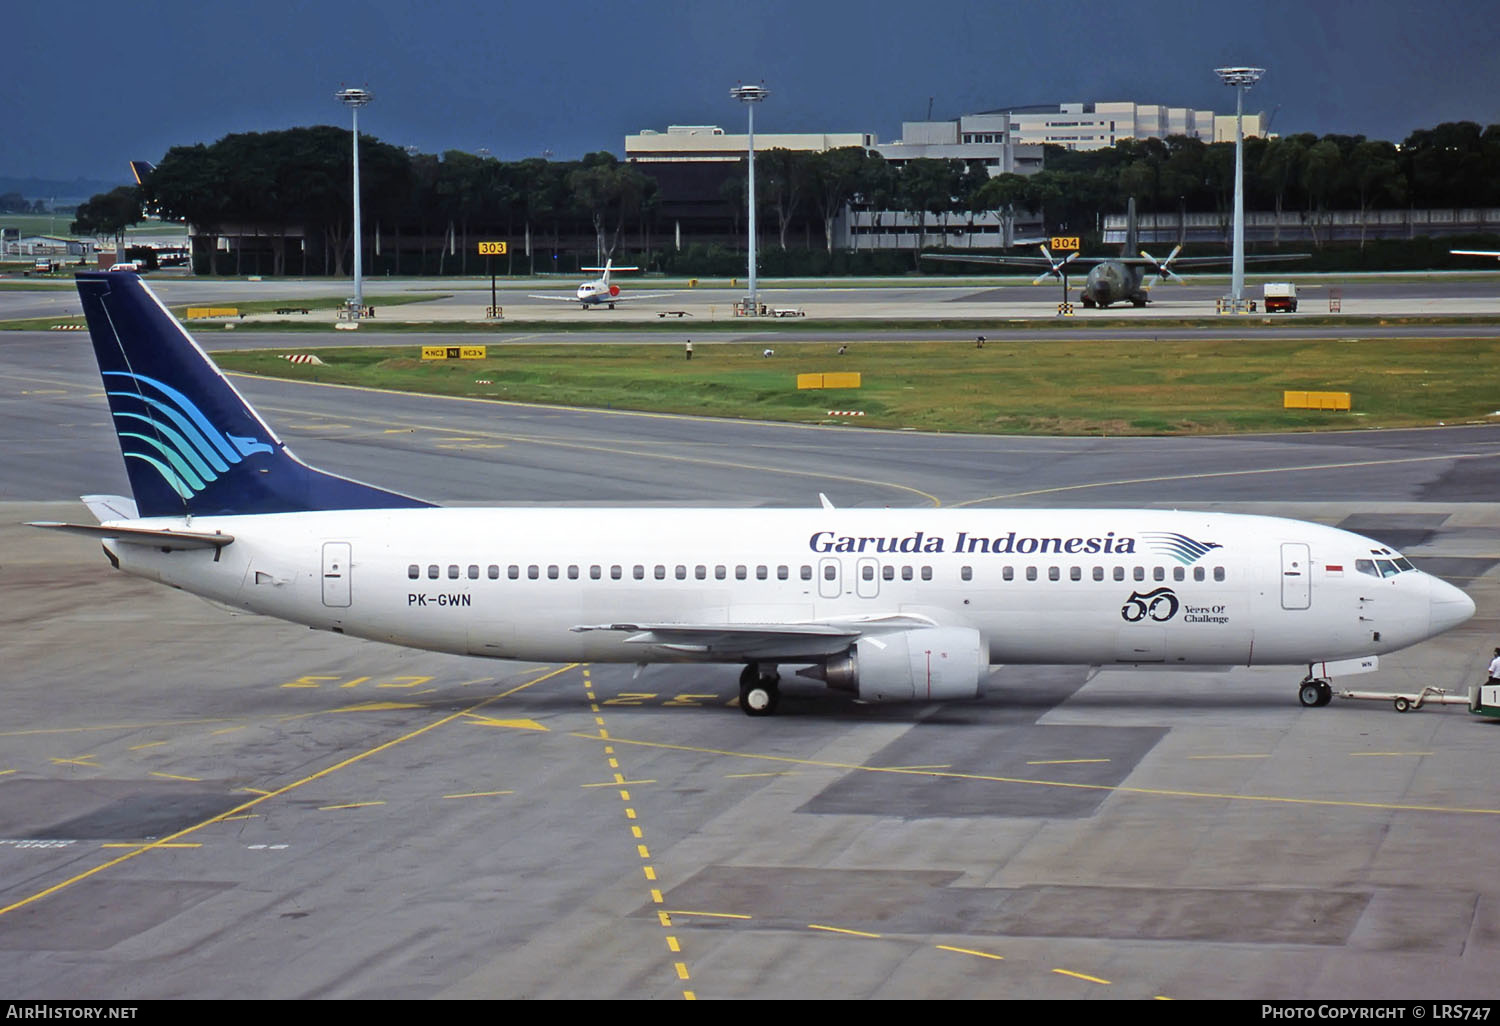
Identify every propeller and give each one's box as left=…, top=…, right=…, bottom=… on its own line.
left=1141, top=245, right=1184, bottom=287
left=1031, top=245, right=1079, bottom=285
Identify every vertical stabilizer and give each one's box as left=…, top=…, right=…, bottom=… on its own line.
left=1123, top=196, right=1139, bottom=257
left=74, top=272, right=434, bottom=517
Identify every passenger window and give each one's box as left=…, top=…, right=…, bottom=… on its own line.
left=882, top=565, right=894, bottom=581
left=1092, top=566, right=1103, bottom=581
left=654, top=565, right=666, bottom=580
left=448, top=565, right=460, bottom=580
left=736, top=565, right=748, bottom=580
left=756, top=565, right=768, bottom=580
left=1002, top=566, right=1014, bottom=581
left=610, top=565, right=622, bottom=580
left=467, top=565, right=479, bottom=580
left=920, top=566, right=932, bottom=581
left=695, top=565, right=706, bottom=580
left=902, top=566, right=913, bottom=581
left=1133, top=567, right=1144, bottom=582
left=408, top=564, right=419, bottom=580
left=547, top=565, right=559, bottom=580
left=1113, top=567, right=1124, bottom=581
left=528, top=565, right=539, bottom=580
left=1194, top=566, right=1205, bottom=582
left=589, top=565, right=601, bottom=580
left=1025, top=567, right=1037, bottom=581
left=1070, top=566, right=1081, bottom=581
left=675, top=565, right=687, bottom=580
left=716, top=565, right=728, bottom=580
left=568, top=565, right=579, bottom=580
left=1048, top=566, right=1060, bottom=581
left=824, top=565, right=836, bottom=581
left=777, top=565, right=789, bottom=580
left=961, top=566, right=972, bottom=581
left=1173, top=567, right=1184, bottom=582
left=488, top=565, right=499, bottom=579
left=862, top=565, right=875, bottom=581
left=633, top=565, right=645, bottom=580
left=1213, top=566, right=1226, bottom=582
left=428, top=564, right=439, bottom=579
left=1153, top=567, right=1164, bottom=582
left=800, top=565, right=813, bottom=581
left=508, top=565, right=520, bottom=580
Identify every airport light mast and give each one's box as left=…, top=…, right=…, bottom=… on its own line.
left=1215, top=66, right=1263, bottom=313
left=336, top=86, right=373, bottom=319
left=731, top=82, right=768, bottom=316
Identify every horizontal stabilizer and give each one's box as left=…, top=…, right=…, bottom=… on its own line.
left=27, top=521, right=234, bottom=550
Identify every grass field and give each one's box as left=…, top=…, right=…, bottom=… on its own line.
left=211, top=336, right=1500, bottom=435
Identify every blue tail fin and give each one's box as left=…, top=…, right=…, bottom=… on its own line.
left=75, top=271, right=434, bottom=517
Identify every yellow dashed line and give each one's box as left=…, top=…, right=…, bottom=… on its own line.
left=148, top=772, right=203, bottom=782
left=442, top=790, right=514, bottom=799
left=809, top=924, right=881, bottom=938
left=1351, top=751, right=1434, bottom=757
left=128, top=742, right=168, bottom=751
left=318, top=801, right=386, bottom=811
left=1187, top=753, right=1271, bottom=760
left=667, top=909, right=752, bottom=920
left=937, top=944, right=1004, bottom=961
left=1053, top=968, right=1110, bottom=985
left=1026, top=759, right=1109, bottom=765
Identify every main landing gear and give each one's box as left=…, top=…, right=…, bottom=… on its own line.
left=1298, top=675, right=1334, bottom=708
left=739, top=663, right=780, bottom=717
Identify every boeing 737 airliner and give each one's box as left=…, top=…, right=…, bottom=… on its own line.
left=33, top=272, right=1476, bottom=715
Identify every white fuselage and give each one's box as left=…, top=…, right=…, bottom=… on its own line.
left=100, top=507, right=1471, bottom=671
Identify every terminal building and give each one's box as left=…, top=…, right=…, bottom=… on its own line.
left=622, top=98, right=1267, bottom=252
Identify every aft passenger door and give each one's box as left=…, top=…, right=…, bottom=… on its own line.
left=322, top=542, right=352, bottom=608
left=1281, top=542, right=1310, bottom=610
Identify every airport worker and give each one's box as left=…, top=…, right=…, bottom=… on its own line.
left=1488, top=647, right=1500, bottom=684
left=685, top=340, right=693, bottom=361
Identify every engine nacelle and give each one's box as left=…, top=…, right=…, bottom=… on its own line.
left=808, top=627, right=987, bottom=703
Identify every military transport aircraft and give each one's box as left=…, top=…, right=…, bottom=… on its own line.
left=926, top=198, right=1307, bottom=308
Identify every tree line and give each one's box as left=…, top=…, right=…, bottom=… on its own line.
left=66, top=120, right=1500, bottom=275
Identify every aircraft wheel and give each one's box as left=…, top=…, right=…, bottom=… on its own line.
left=739, top=664, right=780, bottom=716
left=740, top=678, right=780, bottom=716
left=1394, top=696, right=1412, bottom=713
left=1316, top=681, right=1333, bottom=706
left=1298, top=681, right=1323, bottom=708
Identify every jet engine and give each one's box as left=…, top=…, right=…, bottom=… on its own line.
left=801, top=627, right=988, bottom=703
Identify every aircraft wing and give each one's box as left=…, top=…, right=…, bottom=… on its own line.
left=922, top=253, right=1111, bottom=272
left=1451, top=250, right=1500, bottom=259
left=572, top=613, right=936, bottom=660
left=526, top=294, right=584, bottom=302
left=1149, top=253, right=1311, bottom=269
left=608, top=292, right=677, bottom=304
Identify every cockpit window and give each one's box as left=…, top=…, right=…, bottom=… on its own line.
left=1355, top=559, right=1379, bottom=577
left=1394, top=557, right=1415, bottom=572
left=1376, top=559, right=1401, bottom=578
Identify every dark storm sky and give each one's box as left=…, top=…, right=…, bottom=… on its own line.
left=8, top=0, right=1498, bottom=184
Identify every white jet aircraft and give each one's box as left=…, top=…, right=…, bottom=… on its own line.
left=32, top=272, right=1476, bottom=715
left=527, top=259, right=673, bottom=309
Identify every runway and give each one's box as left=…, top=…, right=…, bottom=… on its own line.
left=2, top=324, right=1500, bottom=998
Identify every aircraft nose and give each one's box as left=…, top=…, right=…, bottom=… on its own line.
left=1428, top=575, right=1476, bottom=635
